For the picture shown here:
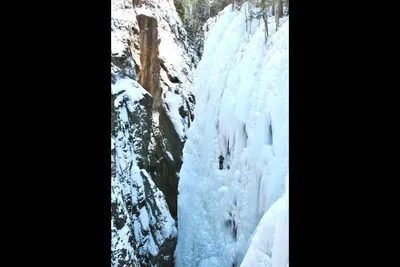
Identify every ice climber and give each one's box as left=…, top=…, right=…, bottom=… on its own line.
left=219, top=152, right=224, bottom=170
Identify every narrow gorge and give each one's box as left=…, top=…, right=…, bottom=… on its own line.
left=111, top=1, right=289, bottom=266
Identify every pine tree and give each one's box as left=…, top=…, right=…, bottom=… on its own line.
left=195, top=26, right=205, bottom=58
left=174, top=0, right=187, bottom=24
left=177, top=0, right=235, bottom=59
left=186, top=0, right=210, bottom=58
left=193, top=0, right=210, bottom=23
left=210, top=0, right=230, bottom=17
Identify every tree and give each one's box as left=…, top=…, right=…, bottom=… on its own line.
left=279, top=0, right=284, bottom=18
left=177, top=0, right=240, bottom=59
left=272, top=1, right=275, bottom=16
left=184, top=0, right=210, bottom=58
left=244, top=3, right=251, bottom=40
left=285, top=0, right=289, bottom=15
left=210, top=0, right=231, bottom=17
left=275, top=0, right=283, bottom=31
left=193, top=0, right=210, bottom=22
left=255, top=0, right=270, bottom=42
left=195, top=26, right=205, bottom=58
left=248, top=8, right=254, bottom=34
left=174, top=0, right=189, bottom=24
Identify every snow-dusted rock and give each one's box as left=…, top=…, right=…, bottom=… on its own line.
left=111, top=0, right=198, bottom=265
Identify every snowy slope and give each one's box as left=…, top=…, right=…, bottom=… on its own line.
left=175, top=3, right=288, bottom=267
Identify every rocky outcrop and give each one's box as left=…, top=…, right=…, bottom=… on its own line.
left=137, top=14, right=161, bottom=111
left=111, top=0, right=197, bottom=265
left=131, top=0, right=197, bottom=219
left=111, top=75, right=178, bottom=267
left=149, top=105, right=183, bottom=217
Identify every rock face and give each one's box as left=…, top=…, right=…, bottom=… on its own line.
left=111, top=74, right=180, bottom=267
left=111, top=0, right=197, bottom=265
left=137, top=14, right=161, bottom=110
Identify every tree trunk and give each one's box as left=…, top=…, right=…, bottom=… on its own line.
left=275, top=3, right=279, bottom=31
left=262, top=15, right=268, bottom=42
left=279, top=0, right=284, bottom=18
left=287, top=1, right=289, bottom=15
left=272, top=2, right=275, bottom=16
left=245, top=5, right=248, bottom=36
left=249, top=10, right=252, bottom=34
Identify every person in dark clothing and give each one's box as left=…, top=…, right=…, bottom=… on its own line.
left=219, top=152, right=224, bottom=170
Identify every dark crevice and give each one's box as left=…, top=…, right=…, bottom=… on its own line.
left=188, top=94, right=195, bottom=104
left=178, top=105, right=187, bottom=119
left=268, top=123, right=273, bottom=145
left=168, top=74, right=180, bottom=84
left=243, top=124, right=248, bottom=147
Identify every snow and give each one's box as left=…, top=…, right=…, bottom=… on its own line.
left=112, top=77, right=151, bottom=102
left=164, top=90, right=186, bottom=140
left=158, top=28, right=186, bottom=79
left=111, top=32, right=126, bottom=56
left=241, top=175, right=288, bottom=267
left=111, top=0, right=136, bottom=57
left=204, top=3, right=232, bottom=40
left=139, top=207, right=150, bottom=231
left=166, top=151, right=174, bottom=161
left=134, top=7, right=153, bottom=18
left=176, top=3, right=288, bottom=267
